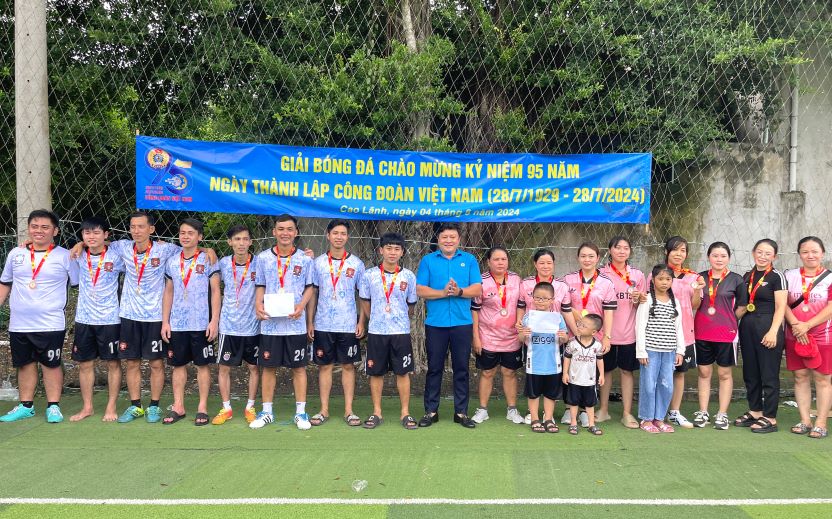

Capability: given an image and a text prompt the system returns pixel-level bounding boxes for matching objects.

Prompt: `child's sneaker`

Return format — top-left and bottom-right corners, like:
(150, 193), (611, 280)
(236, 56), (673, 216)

(653, 419), (675, 433)
(471, 407), (489, 424)
(505, 408), (523, 424)
(667, 411), (694, 429)
(713, 413), (730, 430)
(692, 410), (710, 428)
(640, 420), (660, 433)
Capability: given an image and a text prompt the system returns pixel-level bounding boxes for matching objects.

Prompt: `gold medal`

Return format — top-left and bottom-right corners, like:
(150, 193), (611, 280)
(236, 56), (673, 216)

(581, 309), (588, 317)
(802, 305), (810, 312)
(384, 304), (391, 313)
(746, 303), (756, 312)
(28, 280), (37, 289)
(707, 306), (716, 316)
(500, 309), (508, 316)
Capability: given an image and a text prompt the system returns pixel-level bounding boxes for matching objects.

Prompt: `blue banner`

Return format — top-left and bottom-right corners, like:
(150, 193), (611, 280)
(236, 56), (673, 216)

(136, 135), (651, 223)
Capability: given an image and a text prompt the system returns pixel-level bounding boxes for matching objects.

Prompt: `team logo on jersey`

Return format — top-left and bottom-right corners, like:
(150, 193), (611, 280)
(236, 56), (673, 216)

(151, 258), (160, 267)
(223, 352), (231, 361)
(399, 281), (408, 291)
(250, 271), (256, 281)
(262, 350), (271, 360)
(293, 265), (302, 276)
(346, 268), (355, 278)
(12, 253), (24, 266)
(147, 148), (170, 169)
(195, 264), (205, 274)
(119, 342), (128, 351)
(104, 262), (114, 272)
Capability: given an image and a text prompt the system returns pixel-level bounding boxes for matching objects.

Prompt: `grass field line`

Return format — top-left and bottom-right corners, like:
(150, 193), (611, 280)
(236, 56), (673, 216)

(1, 498), (832, 506)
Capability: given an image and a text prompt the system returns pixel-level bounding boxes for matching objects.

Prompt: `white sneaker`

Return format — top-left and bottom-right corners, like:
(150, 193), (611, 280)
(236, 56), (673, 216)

(471, 407), (489, 424)
(692, 410), (710, 428)
(506, 408), (523, 424)
(668, 411), (694, 429)
(560, 409), (572, 424)
(578, 411), (589, 428)
(524, 413), (532, 425)
(295, 412), (312, 430)
(249, 412), (274, 429)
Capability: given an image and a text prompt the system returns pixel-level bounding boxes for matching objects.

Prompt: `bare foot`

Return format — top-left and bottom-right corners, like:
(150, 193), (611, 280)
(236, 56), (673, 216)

(102, 409), (118, 422)
(70, 409), (94, 422)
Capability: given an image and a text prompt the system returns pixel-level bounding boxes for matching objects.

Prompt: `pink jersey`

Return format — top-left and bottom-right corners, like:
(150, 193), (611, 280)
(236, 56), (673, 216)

(562, 270), (617, 340)
(784, 268), (832, 346)
(519, 276), (572, 314)
(472, 271), (525, 352)
(600, 263), (646, 345)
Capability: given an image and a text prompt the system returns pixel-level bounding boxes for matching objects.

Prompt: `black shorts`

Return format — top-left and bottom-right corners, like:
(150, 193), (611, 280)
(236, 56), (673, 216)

(603, 343), (640, 372)
(119, 319), (165, 360)
(217, 334), (259, 366)
(476, 348), (522, 370)
(695, 340), (736, 367)
(9, 331), (65, 368)
(366, 334), (413, 376)
(564, 384), (598, 408)
(167, 331), (214, 367)
(72, 323), (121, 362)
(524, 373), (562, 400)
(313, 331), (360, 365)
(258, 334), (308, 368)
(674, 344), (697, 372)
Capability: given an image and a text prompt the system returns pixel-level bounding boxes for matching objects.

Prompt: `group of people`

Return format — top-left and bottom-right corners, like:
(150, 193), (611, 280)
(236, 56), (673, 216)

(0, 210), (830, 439)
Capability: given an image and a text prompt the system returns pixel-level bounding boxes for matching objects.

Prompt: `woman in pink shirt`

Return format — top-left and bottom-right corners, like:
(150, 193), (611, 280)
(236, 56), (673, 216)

(562, 243), (617, 349)
(661, 236), (705, 429)
(784, 236), (832, 439)
(598, 236), (646, 428)
(471, 247), (525, 425)
(516, 249), (577, 336)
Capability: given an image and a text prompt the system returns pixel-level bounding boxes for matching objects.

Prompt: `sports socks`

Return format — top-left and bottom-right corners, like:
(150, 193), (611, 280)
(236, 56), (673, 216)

(296, 401), (306, 414)
(20, 401), (33, 408)
(246, 399), (255, 409)
(47, 401), (59, 407)
(150, 400), (160, 408)
(222, 401), (232, 411)
(262, 402), (273, 414)
(131, 399), (141, 407)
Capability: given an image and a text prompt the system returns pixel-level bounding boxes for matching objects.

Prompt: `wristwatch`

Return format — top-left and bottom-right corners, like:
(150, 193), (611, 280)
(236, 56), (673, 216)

(457, 287), (464, 297)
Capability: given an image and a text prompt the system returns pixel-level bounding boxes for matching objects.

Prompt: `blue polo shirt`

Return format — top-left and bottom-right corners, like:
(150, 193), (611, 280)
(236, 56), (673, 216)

(416, 249), (482, 327)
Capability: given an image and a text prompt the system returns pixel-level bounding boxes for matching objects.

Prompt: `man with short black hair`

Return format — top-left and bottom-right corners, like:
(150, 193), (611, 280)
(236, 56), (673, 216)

(0, 209), (79, 423)
(416, 223), (482, 428)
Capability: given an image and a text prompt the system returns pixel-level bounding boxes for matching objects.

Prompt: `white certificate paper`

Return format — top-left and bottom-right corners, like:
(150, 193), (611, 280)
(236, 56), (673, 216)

(264, 292), (294, 317)
(527, 310), (558, 333)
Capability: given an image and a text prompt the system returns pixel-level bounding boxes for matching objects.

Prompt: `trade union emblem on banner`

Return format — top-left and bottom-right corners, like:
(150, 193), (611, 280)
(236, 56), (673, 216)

(146, 147), (194, 197)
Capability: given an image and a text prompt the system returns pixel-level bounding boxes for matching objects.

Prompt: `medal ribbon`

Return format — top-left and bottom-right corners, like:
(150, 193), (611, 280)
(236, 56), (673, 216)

(276, 248), (296, 290)
(608, 262), (632, 287)
(133, 242), (153, 291)
(380, 265), (400, 305)
(580, 270), (598, 311)
(328, 251), (347, 293)
(707, 269), (727, 308)
(535, 275), (553, 284)
(86, 247), (107, 288)
(29, 244), (54, 283)
(800, 267), (825, 307)
(491, 272), (507, 312)
(180, 250), (201, 290)
(747, 266), (772, 306)
(232, 254), (251, 304)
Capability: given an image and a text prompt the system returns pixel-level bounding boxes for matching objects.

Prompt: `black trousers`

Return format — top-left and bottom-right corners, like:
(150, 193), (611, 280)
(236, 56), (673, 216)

(424, 324), (472, 415)
(739, 313), (784, 418)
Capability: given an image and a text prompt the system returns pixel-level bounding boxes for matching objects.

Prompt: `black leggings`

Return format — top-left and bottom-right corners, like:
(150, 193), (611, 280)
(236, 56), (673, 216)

(738, 313), (784, 418)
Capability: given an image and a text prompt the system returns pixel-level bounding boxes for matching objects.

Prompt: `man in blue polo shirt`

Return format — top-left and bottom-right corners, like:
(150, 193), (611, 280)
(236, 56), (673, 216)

(416, 223), (482, 428)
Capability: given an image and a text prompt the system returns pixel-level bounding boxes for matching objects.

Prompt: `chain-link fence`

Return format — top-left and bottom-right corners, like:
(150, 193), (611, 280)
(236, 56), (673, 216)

(1, 1), (831, 386)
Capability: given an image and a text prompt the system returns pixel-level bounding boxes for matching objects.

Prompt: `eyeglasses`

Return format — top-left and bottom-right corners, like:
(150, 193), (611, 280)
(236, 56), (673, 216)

(532, 296), (553, 302)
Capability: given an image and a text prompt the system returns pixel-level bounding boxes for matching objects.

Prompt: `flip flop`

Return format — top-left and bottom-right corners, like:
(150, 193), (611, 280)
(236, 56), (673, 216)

(620, 413), (639, 429)
(344, 414), (361, 427)
(163, 411), (186, 425)
(194, 412), (209, 426)
(310, 413), (329, 426)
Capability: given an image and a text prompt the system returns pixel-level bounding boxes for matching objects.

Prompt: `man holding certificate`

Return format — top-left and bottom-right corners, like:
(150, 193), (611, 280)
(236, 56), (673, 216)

(252, 214), (315, 430)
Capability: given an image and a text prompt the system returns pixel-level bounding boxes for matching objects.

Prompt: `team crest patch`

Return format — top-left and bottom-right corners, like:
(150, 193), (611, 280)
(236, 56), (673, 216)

(293, 265), (302, 276)
(12, 253), (24, 266)
(195, 264), (205, 274)
(223, 352), (231, 362)
(151, 258), (161, 267)
(104, 262), (114, 272)
(263, 350), (271, 360)
(119, 342), (128, 351)
(346, 268), (355, 278)
(250, 271), (256, 281)
(399, 281), (408, 291)
(316, 349), (324, 358)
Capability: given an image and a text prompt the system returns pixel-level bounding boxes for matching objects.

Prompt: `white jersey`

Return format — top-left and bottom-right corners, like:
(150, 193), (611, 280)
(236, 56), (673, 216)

(1, 245), (79, 332)
(164, 252), (219, 332)
(359, 266), (417, 335)
(312, 252), (365, 333)
(111, 240), (180, 322)
(74, 248), (125, 325)
(218, 255), (259, 337)
(564, 338), (604, 386)
(255, 247), (314, 336)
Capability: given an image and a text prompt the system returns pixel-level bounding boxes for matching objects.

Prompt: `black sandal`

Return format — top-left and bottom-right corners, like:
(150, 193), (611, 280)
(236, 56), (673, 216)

(194, 412), (210, 426)
(401, 415), (418, 430)
(163, 411), (186, 425)
(530, 420), (545, 433)
(750, 416), (778, 434)
(362, 414), (383, 429)
(733, 411), (758, 427)
(543, 419), (559, 433)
